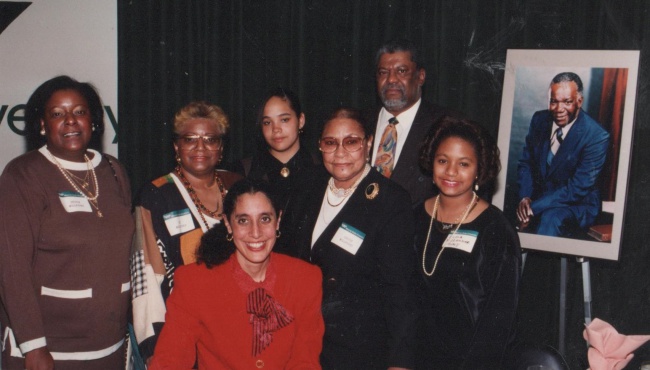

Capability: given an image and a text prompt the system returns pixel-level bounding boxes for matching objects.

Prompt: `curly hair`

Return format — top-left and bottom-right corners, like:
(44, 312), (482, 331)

(196, 179), (281, 269)
(173, 101), (229, 135)
(25, 75), (105, 151)
(419, 115), (500, 187)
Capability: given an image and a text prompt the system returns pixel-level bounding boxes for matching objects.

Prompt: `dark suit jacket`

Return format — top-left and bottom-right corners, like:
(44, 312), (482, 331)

(368, 101), (449, 205)
(517, 109), (609, 228)
(280, 169), (420, 369)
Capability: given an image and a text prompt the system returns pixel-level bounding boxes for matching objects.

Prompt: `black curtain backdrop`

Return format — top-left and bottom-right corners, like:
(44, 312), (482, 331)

(118, 1), (650, 368)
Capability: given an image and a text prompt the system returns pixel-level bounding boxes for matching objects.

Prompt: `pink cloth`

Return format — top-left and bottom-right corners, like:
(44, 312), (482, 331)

(583, 318), (650, 370)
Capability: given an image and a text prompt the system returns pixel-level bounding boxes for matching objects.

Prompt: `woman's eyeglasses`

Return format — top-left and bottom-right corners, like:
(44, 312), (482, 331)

(319, 136), (365, 153)
(176, 135), (222, 151)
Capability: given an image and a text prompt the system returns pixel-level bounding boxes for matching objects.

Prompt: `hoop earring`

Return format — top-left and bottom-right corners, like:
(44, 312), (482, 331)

(226, 233), (233, 242)
(276, 230), (281, 238)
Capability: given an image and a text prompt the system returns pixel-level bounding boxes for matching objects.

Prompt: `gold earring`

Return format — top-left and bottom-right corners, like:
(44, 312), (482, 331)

(176, 154), (181, 165)
(276, 230), (281, 238)
(226, 233), (233, 242)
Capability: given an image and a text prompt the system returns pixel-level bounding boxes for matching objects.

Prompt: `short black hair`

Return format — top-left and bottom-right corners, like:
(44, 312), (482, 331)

(550, 72), (584, 96)
(25, 75), (105, 150)
(375, 39), (423, 70)
(196, 179), (280, 269)
(322, 107), (371, 138)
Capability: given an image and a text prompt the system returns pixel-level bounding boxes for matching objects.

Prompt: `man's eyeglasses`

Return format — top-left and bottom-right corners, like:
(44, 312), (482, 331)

(176, 135), (223, 151)
(319, 136), (365, 153)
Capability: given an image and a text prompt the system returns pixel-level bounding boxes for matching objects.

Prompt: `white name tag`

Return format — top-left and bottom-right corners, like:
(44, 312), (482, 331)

(331, 223), (365, 255)
(164, 209), (196, 236)
(58, 191), (92, 213)
(442, 230), (478, 253)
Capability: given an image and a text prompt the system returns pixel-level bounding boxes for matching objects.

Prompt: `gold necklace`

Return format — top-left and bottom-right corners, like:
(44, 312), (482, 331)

(48, 152), (103, 217)
(66, 168), (91, 189)
(421, 192), (478, 277)
(326, 164), (371, 207)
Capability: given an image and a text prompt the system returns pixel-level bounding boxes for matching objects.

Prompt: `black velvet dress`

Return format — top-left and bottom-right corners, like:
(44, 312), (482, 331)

(414, 203), (521, 369)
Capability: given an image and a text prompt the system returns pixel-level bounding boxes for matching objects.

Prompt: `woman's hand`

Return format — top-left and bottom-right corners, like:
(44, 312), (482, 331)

(25, 347), (54, 370)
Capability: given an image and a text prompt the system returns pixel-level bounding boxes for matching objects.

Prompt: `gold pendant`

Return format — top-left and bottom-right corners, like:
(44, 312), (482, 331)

(97, 210), (103, 217)
(280, 166), (290, 178)
(365, 183), (380, 200)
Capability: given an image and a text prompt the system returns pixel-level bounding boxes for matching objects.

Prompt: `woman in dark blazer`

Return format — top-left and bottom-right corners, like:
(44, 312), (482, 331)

(280, 107), (420, 370)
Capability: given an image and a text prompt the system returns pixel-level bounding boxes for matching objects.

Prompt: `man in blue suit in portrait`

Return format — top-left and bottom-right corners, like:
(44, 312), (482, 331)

(517, 72), (610, 237)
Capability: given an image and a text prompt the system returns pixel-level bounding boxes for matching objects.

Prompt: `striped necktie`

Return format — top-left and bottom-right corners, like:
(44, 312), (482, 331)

(374, 117), (398, 178)
(547, 127), (563, 166)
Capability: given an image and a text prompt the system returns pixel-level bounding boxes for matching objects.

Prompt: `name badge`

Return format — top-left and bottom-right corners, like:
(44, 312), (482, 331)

(58, 191), (92, 213)
(442, 230), (478, 253)
(331, 223), (365, 255)
(164, 209), (196, 236)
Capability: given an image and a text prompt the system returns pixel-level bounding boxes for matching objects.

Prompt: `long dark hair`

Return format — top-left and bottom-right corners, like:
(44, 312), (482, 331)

(196, 179), (280, 268)
(25, 75), (105, 151)
(256, 87), (303, 126)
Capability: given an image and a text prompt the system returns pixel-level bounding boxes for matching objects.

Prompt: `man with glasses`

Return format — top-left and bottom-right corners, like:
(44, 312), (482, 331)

(517, 72), (609, 237)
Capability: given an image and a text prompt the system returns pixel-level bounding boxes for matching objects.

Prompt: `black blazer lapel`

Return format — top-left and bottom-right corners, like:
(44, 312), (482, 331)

(310, 172), (375, 263)
(548, 112), (586, 176)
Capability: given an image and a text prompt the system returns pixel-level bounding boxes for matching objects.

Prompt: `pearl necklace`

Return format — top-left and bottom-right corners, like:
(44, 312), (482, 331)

(421, 192), (478, 277)
(48, 152), (102, 217)
(326, 164), (371, 207)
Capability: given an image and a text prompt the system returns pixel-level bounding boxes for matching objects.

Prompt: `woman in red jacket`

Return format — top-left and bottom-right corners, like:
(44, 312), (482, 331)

(149, 179), (324, 369)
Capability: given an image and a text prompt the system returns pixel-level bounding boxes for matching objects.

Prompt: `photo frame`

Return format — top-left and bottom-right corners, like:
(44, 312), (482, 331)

(493, 49), (640, 260)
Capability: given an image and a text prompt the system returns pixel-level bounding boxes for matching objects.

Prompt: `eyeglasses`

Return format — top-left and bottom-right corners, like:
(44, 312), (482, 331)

(176, 134), (223, 151)
(319, 136), (365, 153)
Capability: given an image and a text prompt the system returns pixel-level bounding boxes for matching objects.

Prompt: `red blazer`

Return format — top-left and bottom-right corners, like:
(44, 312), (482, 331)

(149, 253), (324, 369)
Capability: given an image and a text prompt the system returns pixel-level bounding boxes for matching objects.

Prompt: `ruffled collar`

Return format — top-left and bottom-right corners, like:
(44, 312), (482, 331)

(230, 253), (277, 294)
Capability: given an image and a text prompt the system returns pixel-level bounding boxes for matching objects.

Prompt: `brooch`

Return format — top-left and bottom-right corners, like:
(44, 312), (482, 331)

(365, 183), (379, 200)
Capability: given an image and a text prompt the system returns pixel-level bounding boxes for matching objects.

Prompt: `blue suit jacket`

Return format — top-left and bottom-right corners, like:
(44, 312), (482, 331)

(517, 109), (609, 228)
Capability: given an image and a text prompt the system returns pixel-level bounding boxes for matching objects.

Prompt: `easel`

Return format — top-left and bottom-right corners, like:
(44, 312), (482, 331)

(521, 252), (593, 356)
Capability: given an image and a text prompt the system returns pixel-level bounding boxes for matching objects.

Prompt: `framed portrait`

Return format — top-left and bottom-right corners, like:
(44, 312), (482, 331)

(493, 49), (640, 260)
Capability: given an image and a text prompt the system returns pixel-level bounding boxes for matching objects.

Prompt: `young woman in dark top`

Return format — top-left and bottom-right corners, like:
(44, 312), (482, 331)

(241, 88), (320, 211)
(414, 116), (521, 369)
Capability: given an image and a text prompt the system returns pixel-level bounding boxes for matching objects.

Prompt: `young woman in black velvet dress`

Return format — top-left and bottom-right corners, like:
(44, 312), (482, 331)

(414, 116), (521, 369)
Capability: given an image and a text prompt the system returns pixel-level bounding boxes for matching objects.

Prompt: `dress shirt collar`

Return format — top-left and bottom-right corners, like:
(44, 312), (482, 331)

(551, 110), (579, 140)
(373, 98), (422, 164)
